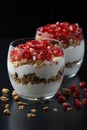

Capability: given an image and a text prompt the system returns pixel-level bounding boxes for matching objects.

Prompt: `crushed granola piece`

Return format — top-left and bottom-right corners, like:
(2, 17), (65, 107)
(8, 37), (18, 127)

(3, 109), (10, 115)
(2, 88), (9, 94)
(30, 109), (37, 113)
(26, 113), (36, 118)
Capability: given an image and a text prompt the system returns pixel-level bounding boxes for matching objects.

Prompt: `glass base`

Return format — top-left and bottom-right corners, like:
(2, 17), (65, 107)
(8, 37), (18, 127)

(19, 94), (54, 101)
(64, 73), (77, 78)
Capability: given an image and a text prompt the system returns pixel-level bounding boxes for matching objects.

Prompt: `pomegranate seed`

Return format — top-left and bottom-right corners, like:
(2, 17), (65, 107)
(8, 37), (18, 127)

(73, 91), (80, 98)
(82, 98), (87, 105)
(79, 82), (86, 89)
(62, 102), (72, 110)
(84, 92), (87, 97)
(74, 99), (82, 109)
(70, 85), (78, 92)
(83, 88), (87, 92)
(58, 96), (66, 102)
(55, 91), (62, 98)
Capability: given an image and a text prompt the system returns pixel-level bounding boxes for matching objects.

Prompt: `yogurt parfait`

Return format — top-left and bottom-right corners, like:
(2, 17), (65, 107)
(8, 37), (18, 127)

(35, 22), (85, 78)
(7, 38), (65, 101)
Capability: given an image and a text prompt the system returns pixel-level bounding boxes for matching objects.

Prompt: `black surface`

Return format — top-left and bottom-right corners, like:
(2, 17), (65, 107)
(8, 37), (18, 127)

(0, 38), (87, 130)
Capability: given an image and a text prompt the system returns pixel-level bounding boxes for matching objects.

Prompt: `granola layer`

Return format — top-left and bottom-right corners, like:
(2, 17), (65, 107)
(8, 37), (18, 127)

(10, 67), (64, 85)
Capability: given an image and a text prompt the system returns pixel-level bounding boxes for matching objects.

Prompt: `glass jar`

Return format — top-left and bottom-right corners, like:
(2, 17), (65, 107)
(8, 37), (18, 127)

(35, 22), (85, 78)
(7, 38), (65, 101)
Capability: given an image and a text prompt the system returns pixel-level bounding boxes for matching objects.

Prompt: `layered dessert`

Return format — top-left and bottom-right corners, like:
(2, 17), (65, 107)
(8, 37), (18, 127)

(35, 22), (85, 77)
(7, 38), (65, 101)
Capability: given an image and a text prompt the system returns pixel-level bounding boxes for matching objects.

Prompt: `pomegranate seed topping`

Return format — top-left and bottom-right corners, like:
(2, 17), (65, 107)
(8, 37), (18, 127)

(70, 85), (78, 92)
(38, 22), (83, 44)
(73, 91), (81, 98)
(10, 39), (63, 62)
(79, 82), (86, 89)
(74, 99), (82, 109)
(58, 95), (66, 102)
(82, 98), (87, 105)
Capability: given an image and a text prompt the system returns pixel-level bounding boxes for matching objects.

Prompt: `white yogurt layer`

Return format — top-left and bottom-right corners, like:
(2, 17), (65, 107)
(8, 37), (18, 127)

(10, 79), (63, 98)
(64, 40), (85, 63)
(64, 40), (85, 76)
(7, 57), (65, 79)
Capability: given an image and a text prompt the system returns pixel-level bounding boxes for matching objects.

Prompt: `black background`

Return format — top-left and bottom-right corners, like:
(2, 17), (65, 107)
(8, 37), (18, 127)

(0, 0), (87, 39)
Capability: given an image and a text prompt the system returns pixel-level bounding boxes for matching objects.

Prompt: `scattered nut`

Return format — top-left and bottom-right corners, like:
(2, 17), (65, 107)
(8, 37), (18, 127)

(43, 106), (49, 111)
(18, 105), (25, 110)
(26, 113), (36, 118)
(17, 101), (28, 106)
(13, 95), (20, 101)
(12, 90), (18, 97)
(3, 109), (10, 115)
(30, 109), (37, 113)
(53, 108), (58, 112)
(2, 88), (9, 94)
(0, 96), (9, 102)
(5, 104), (10, 109)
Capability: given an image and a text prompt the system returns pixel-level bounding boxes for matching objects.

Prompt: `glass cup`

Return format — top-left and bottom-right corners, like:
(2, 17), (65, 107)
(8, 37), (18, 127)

(35, 22), (85, 78)
(7, 38), (65, 101)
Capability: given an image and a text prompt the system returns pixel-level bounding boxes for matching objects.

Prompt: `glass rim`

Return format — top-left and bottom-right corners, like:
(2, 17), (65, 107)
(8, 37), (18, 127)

(10, 37), (62, 49)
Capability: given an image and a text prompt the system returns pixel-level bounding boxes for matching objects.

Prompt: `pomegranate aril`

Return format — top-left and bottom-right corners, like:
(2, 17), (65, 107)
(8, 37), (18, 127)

(70, 85), (78, 92)
(79, 82), (86, 89)
(62, 102), (72, 110)
(83, 88), (87, 92)
(74, 99), (82, 109)
(55, 91), (62, 98)
(58, 95), (66, 102)
(72, 91), (81, 98)
(82, 98), (87, 105)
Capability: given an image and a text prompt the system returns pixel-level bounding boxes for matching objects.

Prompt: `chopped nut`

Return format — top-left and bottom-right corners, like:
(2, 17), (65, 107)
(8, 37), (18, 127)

(13, 95), (20, 101)
(30, 109), (37, 113)
(66, 107), (72, 111)
(62, 88), (71, 96)
(3, 109), (10, 115)
(53, 108), (58, 112)
(26, 113), (36, 118)
(17, 101), (28, 106)
(43, 106), (49, 111)
(18, 105), (25, 110)
(2, 88), (9, 94)
(12, 90), (18, 97)
(0, 96), (9, 102)
(5, 104), (10, 109)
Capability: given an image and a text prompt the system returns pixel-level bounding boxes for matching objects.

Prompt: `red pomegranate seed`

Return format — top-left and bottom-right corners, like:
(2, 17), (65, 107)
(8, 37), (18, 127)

(70, 85), (78, 92)
(83, 88), (87, 92)
(84, 92), (87, 97)
(73, 91), (80, 98)
(82, 98), (87, 105)
(62, 102), (72, 110)
(74, 99), (82, 109)
(79, 82), (86, 89)
(58, 95), (66, 102)
(55, 91), (62, 98)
